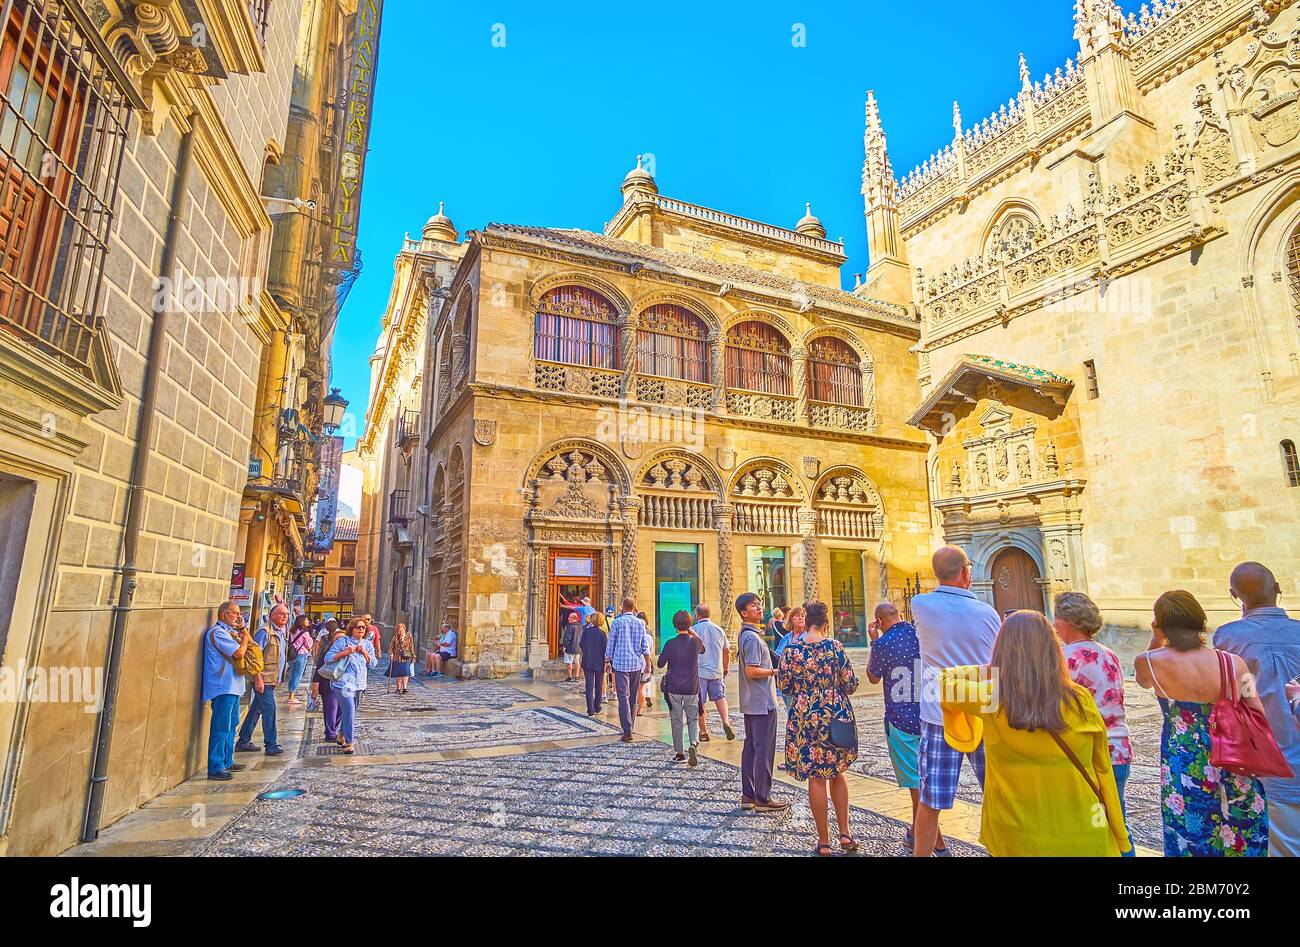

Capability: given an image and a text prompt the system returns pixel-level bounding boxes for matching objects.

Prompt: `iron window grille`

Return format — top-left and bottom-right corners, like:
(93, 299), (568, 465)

(725, 321), (791, 395)
(807, 336), (863, 406)
(247, 0), (271, 48)
(533, 285), (619, 370)
(0, 0), (132, 380)
(636, 303), (708, 383)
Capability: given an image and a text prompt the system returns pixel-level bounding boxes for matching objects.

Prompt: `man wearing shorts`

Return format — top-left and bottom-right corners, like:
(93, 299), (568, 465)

(561, 611), (583, 681)
(692, 604), (735, 742)
(908, 546), (999, 857)
(866, 601), (946, 854)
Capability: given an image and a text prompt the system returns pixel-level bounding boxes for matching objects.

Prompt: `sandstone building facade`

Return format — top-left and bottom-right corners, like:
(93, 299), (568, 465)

(359, 166), (933, 676)
(0, 0), (375, 855)
(865, 0), (1300, 658)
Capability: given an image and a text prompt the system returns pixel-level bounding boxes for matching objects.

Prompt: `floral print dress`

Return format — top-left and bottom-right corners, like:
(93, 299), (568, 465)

(776, 638), (859, 780)
(1158, 698), (1269, 857)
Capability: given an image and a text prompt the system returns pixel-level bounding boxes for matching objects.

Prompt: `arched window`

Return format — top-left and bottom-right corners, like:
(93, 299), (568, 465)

(1286, 226), (1300, 319)
(637, 304), (708, 382)
(1283, 440), (1300, 488)
(533, 285), (619, 369)
(985, 210), (1039, 260)
(725, 321), (790, 395)
(807, 336), (862, 406)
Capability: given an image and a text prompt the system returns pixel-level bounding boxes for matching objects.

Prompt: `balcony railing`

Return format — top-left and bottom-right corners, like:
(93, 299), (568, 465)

(389, 489), (410, 524)
(247, 0), (270, 46)
(397, 407), (421, 449)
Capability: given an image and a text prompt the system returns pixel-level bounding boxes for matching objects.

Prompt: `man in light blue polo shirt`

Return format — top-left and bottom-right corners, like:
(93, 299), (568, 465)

(1214, 561), (1300, 857)
(909, 546), (999, 857)
(203, 601), (251, 780)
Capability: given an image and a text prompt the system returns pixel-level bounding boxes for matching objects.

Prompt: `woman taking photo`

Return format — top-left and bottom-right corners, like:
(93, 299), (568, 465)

(310, 623), (348, 742)
(941, 610), (1131, 856)
(323, 617), (379, 754)
(1136, 590), (1270, 856)
(388, 623), (416, 695)
(775, 601), (859, 856)
(284, 615), (314, 705)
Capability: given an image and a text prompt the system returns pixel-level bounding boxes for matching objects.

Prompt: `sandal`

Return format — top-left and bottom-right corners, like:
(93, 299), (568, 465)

(839, 833), (859, 853)
(343, 743), (355, 755)
(813, 843), (835, 857)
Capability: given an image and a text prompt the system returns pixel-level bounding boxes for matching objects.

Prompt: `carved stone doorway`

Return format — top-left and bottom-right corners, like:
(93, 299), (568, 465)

(990, 546), (1044, 616)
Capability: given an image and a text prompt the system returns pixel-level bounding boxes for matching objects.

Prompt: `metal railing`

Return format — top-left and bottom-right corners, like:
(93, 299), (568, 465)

(247, 0), (270, 47)
(389, 488), (410, 523)
(397, 407), (421, 448)
(0, 0), (133, 379)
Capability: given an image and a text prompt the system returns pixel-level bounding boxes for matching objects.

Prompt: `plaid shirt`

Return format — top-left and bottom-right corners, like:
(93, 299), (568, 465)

(605, 612), (649, 672)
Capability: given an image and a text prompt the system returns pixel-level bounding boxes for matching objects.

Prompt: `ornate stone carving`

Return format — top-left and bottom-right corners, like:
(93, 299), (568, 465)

(712, 502), (736, 634)
(473, 419), (497, 446)
(619, 497), (642, 600)
(802, 456), (820, 479)
(716, 446), (736, 471)
(799, 510), (819, 603)
(544, 482), (604, 519)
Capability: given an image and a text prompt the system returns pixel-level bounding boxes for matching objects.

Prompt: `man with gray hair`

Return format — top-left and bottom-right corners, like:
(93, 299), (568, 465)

(908, 545), (999, 856)
(235, 601), (288, 756)
(1214, 561), (1300, 856)
(202, 601), (251, 780)
(692, 603), (735, 742)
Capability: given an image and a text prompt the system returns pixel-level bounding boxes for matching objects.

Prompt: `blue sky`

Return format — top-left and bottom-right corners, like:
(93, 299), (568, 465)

(332, 0), (1092, 445)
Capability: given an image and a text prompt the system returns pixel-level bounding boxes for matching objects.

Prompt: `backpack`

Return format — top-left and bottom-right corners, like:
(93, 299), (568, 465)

(211, 626), (264, 677)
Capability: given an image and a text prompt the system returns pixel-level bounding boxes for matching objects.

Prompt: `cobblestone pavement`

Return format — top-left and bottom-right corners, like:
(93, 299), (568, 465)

(72, 663), (1167, 857)
(197, 741), (981, 857)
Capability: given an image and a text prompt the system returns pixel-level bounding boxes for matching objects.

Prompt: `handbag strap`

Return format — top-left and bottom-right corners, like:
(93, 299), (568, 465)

(1047, 728), (1106, 811)
(1215, 649), (1239, 704)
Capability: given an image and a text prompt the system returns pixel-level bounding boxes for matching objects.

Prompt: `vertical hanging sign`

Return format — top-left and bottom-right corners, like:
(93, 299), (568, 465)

(331, 0), (384, 270)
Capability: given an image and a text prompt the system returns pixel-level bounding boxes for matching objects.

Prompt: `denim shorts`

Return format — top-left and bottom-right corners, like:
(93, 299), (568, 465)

(699, 678), (725, 703)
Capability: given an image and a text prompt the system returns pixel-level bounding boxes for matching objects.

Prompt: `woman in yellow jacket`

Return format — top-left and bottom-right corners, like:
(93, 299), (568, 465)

(941, 610), (1132, 857)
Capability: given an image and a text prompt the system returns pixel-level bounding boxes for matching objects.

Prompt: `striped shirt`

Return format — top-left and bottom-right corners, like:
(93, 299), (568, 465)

(605, 612), (649, 672)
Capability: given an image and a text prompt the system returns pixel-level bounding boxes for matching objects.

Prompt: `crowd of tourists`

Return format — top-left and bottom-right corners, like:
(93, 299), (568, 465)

(199, 544), (1298, 858)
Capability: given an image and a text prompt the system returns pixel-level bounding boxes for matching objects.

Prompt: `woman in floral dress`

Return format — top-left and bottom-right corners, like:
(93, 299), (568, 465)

(776, 601), (860, 856)
(1136, 591), (1269, 856)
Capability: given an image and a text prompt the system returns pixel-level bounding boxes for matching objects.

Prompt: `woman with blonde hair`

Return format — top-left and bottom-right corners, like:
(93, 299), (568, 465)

(387, 623), (416, 695)
(941, 609), (1131, 856)
(322, 617), (378, 754)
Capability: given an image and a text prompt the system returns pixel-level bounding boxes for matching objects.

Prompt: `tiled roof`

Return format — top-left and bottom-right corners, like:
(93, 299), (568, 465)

(483, 223), (915, 327)
(334, 519), (359, 542)
(964, 354), (1072, 386)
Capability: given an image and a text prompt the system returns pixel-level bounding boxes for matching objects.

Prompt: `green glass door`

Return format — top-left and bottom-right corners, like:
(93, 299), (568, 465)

(654, 542), (699, 651)
(830, 549), (868, 647)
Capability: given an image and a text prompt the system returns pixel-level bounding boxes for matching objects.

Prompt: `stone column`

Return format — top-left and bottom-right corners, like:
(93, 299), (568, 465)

(791, 346), (808, 421)
(709, 331), (726, 413)
(860, 357), (877, 429)
(799, 510), (819, 603)
(712, 501), (736, 638)
(619, 497), (642, 601)
(526, 544), (549, 670)
(450, 331), (468, 389)
(620, 317), (638, 399)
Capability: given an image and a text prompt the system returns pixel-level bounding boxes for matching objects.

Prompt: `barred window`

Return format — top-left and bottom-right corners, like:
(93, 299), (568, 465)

(807, 336), (862, 406)
(0, 0), (132, 380)
(1283, 440), (1300, 489)
(726, 321), (790, 395)
(534, 285), (619, 369)
(637, 303), (708, 382)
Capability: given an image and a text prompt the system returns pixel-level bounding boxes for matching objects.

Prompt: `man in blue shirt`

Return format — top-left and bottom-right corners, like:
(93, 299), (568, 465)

(1214, 561), (1300, 856)
(867, 601), (947, 854)
(202, 601), (251, 780)
(605, 597), (649, 741)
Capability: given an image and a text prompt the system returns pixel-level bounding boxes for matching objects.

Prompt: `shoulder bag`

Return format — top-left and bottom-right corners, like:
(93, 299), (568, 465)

(1209, 649), (1294, 779)
(825, 642), (858, 751)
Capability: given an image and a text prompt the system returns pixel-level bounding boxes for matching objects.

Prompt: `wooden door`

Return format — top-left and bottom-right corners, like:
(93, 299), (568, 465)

(545, 549), (602, 659)
(990, 547), (1044, 616)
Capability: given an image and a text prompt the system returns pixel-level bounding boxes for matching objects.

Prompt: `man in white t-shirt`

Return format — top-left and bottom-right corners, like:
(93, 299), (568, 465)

(908, 545), (1000, 858)
(692, 604), (735, 742)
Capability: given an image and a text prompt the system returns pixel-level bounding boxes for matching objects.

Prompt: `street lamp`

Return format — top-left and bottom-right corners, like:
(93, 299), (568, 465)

(323, 387), (348, 433)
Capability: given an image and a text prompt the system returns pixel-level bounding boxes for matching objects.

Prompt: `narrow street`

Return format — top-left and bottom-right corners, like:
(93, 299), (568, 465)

(70, 663), (1165, 857)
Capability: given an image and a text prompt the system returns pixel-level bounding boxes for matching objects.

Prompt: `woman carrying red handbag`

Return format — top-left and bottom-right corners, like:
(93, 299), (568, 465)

(1136, 591), (1271, 857)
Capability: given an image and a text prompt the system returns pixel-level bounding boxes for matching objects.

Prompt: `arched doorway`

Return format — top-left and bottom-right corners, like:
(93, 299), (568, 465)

(990, 547), (1044, 616)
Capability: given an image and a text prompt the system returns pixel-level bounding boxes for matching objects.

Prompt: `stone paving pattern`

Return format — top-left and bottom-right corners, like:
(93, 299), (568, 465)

(198, 742), (982, 857)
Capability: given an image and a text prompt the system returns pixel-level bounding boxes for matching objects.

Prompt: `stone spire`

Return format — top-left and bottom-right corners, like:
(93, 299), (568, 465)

(860, 91), (909, 304)
(794, 202), (826, 238)
(422, 201), (457, 242)
(1019, 52), (1031, 92)
(620, 153), (658, 201)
